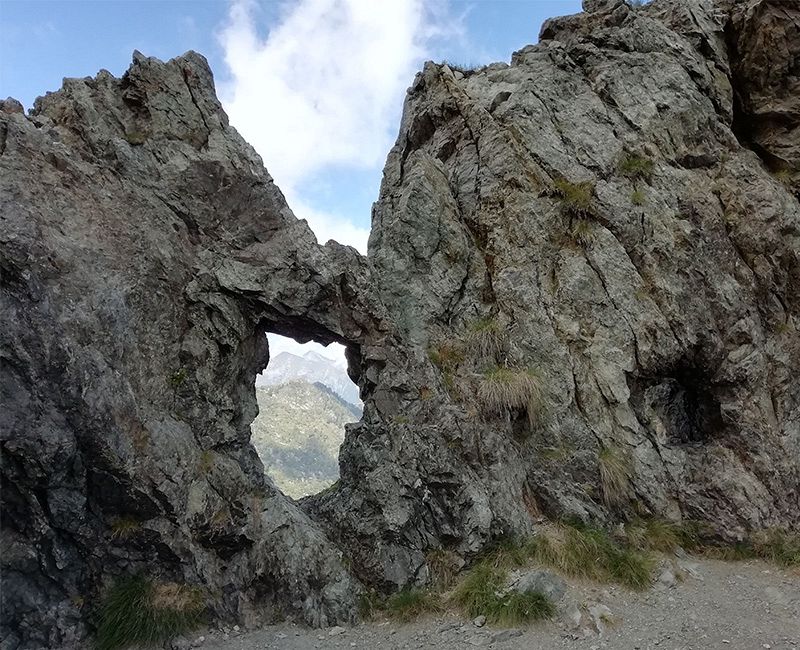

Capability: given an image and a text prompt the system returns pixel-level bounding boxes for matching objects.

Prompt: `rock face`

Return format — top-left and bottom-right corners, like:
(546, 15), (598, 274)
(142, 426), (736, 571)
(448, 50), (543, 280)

(1, 1), (799, 647)
(0, 51), (374, 648)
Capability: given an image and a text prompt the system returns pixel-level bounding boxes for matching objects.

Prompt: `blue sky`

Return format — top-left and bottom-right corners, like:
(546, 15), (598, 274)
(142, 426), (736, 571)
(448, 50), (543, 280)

(0, 0), (582, 360)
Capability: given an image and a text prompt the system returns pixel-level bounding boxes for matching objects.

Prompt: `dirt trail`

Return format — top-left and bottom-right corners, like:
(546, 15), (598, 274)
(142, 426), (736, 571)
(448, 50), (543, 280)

(199, 558), (799, 650)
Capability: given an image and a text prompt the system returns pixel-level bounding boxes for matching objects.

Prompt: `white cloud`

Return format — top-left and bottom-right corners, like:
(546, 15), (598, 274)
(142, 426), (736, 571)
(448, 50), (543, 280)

(217, 0), (455, 251)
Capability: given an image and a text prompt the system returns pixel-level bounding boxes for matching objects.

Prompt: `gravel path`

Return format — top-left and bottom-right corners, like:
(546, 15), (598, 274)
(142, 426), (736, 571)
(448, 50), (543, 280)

(198, 558), (799, 650)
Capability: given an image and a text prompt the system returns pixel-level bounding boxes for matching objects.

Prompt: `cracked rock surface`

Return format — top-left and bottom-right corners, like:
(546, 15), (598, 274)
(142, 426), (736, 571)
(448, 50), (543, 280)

(1, 0), (798, 647)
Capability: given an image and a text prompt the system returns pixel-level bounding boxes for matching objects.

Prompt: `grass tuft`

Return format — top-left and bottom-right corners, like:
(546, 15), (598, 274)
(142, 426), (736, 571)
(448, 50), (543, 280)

(618, 153), (654, 182)
(386, 589), (443, 622)
(631, 188), (647, 205)
(477, 366), (544, 427)
(529, 524), (654, 590)
(110, 517), (141, 540)
(773, 168), (792, 186)
(452, 563), (555, 625)
(197, 450), (214, 474)
(570, 219), (594, 246)
(95, 576), (205, 650)
(167, 368), (187, 389)
(465, 317), (505, 360)
(554, 179), (594, 217)
(751, 528), (800, 567)
(426, 549), (462, 590)
(428, 342), (465, 372)
(598, 446), (630, 507)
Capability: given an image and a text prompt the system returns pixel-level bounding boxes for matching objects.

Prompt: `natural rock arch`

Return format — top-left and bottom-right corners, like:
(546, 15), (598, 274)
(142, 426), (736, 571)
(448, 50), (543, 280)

(2, 1), (799, 647)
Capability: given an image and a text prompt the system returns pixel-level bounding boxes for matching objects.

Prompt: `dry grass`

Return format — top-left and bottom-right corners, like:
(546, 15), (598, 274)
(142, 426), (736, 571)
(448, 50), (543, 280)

(477, 366), (544, 426)
(598, 446), (630, 507)
(465, 317), (505, 360)
(529, 524), (655, 590)
(110, 517), (141, 540)
(426, 549), (462, 590)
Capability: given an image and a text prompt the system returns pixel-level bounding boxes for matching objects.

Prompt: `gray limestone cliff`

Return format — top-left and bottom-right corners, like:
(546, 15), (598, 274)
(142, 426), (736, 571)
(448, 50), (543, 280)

(1, 0), (798, 647)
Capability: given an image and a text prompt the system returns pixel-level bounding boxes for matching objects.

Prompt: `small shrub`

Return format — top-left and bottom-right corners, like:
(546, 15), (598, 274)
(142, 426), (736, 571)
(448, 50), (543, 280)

(477, 366), (544, 426)
(618, 153), (654, 182)
(95, 576), (205, 650)
(452, 563), (554, 625)
(465, 317), (505, 359)
(386, 589), (443, 622)
(554, 179), (594, 217)
(631, 188), (646, 205)
(570, 219), (594, 246)
(598, 446), (630, 507)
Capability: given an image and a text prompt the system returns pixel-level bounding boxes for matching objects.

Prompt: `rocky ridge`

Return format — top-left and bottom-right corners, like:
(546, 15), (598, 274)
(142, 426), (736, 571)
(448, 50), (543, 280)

(1, 0), (798, 648)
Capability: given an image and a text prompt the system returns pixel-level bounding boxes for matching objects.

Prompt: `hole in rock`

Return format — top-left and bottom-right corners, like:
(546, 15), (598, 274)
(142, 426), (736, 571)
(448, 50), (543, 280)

(251, 333), (362, 499)
(628, 360), (726, 447)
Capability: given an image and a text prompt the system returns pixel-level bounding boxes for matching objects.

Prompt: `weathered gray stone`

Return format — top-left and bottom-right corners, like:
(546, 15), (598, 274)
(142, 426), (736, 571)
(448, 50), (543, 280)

(508, 570), (568, 602)
(2, 1), (799, 648)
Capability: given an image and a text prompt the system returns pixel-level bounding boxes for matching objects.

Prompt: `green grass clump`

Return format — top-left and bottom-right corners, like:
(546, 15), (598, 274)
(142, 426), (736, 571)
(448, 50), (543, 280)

(554, 179), (594, 217)
(478, 366), (544, 426)
(452, 563), (554, 625)
(529, 524), (654, 590)
(751, 528), (800, 567)
(624, 518), (681, 553)
(570, 219), (594, 246)
(167, 368), (187, 389)
(618, 153), (654, 182)
(465, 317), (505, 360)
(659, 521), (799, 568)
(598, 446), (630, 507)
(428, 342), (465, 372)
(95, 576), (205, 650)
(631, 188), (646, 205)
(385, 589), (443, 622)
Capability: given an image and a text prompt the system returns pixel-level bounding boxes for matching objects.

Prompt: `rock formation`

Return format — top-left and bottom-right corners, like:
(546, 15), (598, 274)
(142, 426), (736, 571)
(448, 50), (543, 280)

(1, 0), (798, 647)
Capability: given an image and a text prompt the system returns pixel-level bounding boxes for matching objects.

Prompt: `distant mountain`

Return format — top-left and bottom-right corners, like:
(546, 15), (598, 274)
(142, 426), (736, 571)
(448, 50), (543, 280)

(257, 350), (361, 406)
(251, 381), (362, 499)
